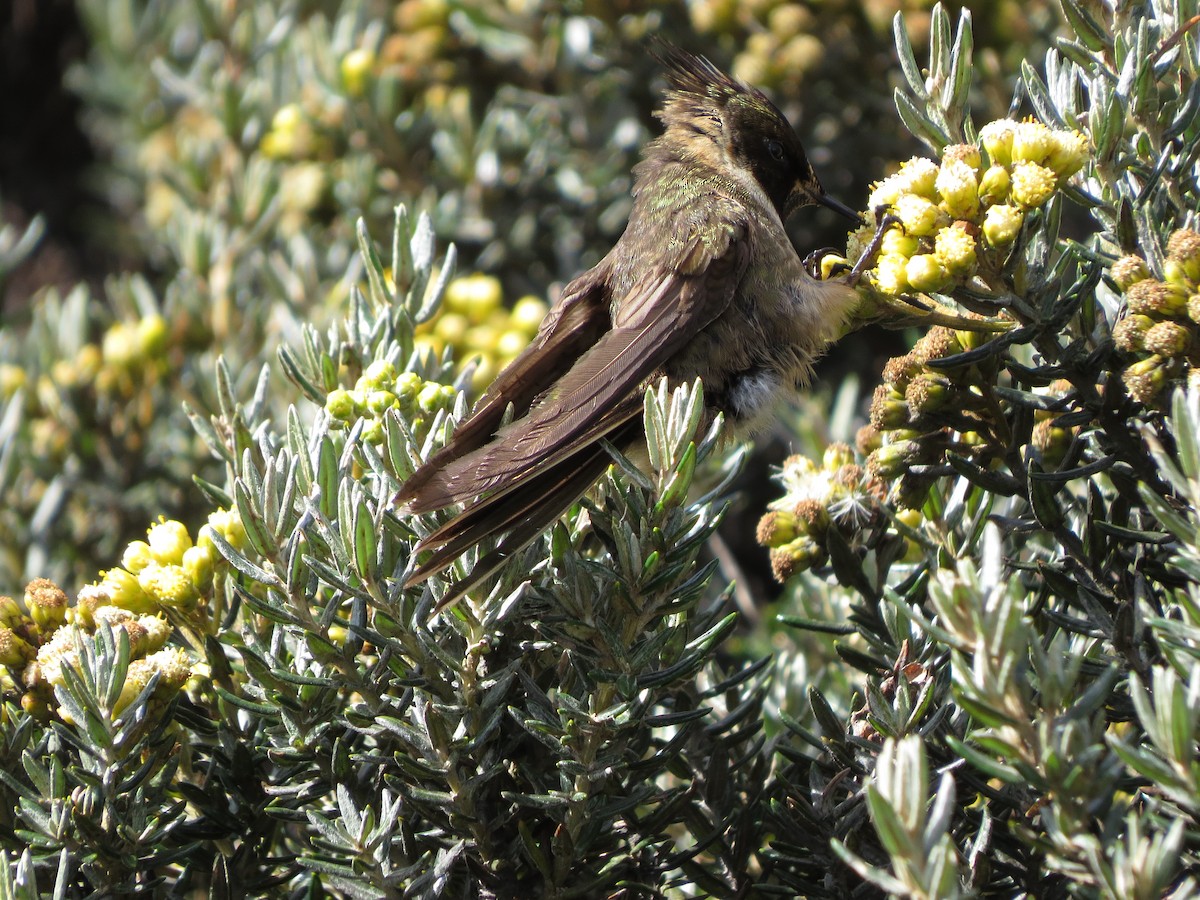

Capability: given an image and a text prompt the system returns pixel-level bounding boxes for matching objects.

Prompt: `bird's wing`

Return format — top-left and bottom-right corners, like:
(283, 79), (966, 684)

(402, 399), (642, 594)
(399, 211), (751, 514)
(394, 263), (613, 509)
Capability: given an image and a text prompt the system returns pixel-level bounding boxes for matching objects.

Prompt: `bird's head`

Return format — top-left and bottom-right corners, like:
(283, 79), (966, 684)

(649, 43), (860, 224)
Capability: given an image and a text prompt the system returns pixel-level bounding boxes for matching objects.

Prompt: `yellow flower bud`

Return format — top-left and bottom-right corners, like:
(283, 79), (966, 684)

(933, 223), (977, 275)
(1111, 255), (1150, 291)
(35, 624), (82, 686)
(367, 390), (398, 415)
(977, 165), (1011, 206)
(781, 453), (819, 480)
(147, 518), (193, 566)
(25, 579), (67, 632)
(496, 329), (528, 360)
(979, 118), (1019, 166)
(898, 157), (939, 198)
(1045, 129), (1089, 179)
(792, 499), (830, 535)
(0, 363), (27, 400)
(209, 509), (248, 551)
(869, 384), (911, 430)
(325, 388), (356, 421)
(846, 225), (875, 266)
(464, 324), (499, 352)
(769, 536), (827, 581)
(856, 423), (883, 455)
(432, 311), (470, 346)
(1144, 321), (1191, 357)
(866, 439), (922, 480)
(393, 372), (422, 406)
(411, 334), (444, 361)
(1009, 161), (1058, 208)
(873, 253), (911, 296)
(0, 596), (23, 630)
(0, 627), (33, 667)
(101, 322), (139, 370)
(823, 442), (856, 471)
(361, 418), (385, 445)
(905, 254), (950, 293)
(417, 382), (447, 415)
(137, 563), (199, 610)
(70, 584), (110, 629)
(942, 143), (982, 171)
(137, 615), (171, 653)
(880, 227), (919, 258)
(882, 353), (921, 389)
(911, 326), (965, 362)
(444, 274), (502, 319)
(183, 545), (215, 589)
(1126, 279), (1189, 318)
(122, 540), (155, 574)
(1123, 355), (1170, 404)
(1112, 314), (1155, 353)
(1032, 419), (1073, 468)
(1011, 120), (1055, 165)
(1167, 229), (1200, 282)
(868, 175), (902, 212)
(1163, 261), (1189, 290)
(819, 254), (851, 281)
(935, 159), (979, 219)
(756, 510), (797, 547)
(894, 194), (944, 236)
(360, 360), (398, 391)
(983, 204), (1024, 247)
(905, 374), (953, 415)
(102, 571), (158, 619)
(512, 295), (550, 335)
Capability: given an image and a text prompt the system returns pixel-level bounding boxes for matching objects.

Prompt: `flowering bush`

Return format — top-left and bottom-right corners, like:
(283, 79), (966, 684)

(2, 1), (1200, 897)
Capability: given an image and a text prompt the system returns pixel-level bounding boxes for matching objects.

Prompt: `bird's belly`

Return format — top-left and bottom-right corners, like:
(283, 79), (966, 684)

(665, 274), (858, 434)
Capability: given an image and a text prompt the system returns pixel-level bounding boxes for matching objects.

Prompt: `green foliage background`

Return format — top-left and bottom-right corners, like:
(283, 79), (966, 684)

(1, 0), (1200, 897)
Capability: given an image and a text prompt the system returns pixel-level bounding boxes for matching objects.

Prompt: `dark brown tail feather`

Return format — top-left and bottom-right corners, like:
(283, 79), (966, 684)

(412, 428), (637, 612)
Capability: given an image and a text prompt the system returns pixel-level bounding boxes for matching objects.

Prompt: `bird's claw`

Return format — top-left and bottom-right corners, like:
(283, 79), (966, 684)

(846, 212), (904, 288)
(803, 247), (843, 279)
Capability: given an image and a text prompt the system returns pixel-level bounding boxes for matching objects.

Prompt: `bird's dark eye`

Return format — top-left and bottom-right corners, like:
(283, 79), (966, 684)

(766, 138), (785, 161)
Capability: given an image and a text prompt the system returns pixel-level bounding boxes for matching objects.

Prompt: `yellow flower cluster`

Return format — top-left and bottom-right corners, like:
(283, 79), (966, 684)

(726, 6), (825, 89)
(1, 310), (178, 467)
(843, 119), (1089, 297)
(756, 444), (883, 581)
(414, 274), (549, 393)
(0, 577), (195, 724)
(325, 360), (458, 445)
(380, 0), (453, 86)
(859, 326), (990, 507)
(1111, 229), (1200, 405)
(85, 510), (243, 618)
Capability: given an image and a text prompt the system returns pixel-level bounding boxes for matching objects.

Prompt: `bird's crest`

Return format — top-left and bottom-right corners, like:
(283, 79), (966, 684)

(650, 42), (776, 128)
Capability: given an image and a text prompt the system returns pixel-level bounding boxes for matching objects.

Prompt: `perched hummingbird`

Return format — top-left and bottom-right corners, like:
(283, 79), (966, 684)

(396, 45), (863, 610)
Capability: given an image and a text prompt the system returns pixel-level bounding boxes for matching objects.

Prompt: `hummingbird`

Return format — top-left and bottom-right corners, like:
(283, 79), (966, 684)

(396, 44), (864, 611)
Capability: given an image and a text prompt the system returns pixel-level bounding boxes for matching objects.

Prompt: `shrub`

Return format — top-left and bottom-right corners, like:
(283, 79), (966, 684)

(2, 1), (1199, 896)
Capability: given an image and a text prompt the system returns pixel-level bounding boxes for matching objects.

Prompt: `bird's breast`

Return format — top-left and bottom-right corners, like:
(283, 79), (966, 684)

(670, 267), (860, 434)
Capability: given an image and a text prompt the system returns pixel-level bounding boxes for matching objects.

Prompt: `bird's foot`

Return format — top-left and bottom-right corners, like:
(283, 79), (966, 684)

(802, 247), (847, 279)
(846, 211), (901, 289)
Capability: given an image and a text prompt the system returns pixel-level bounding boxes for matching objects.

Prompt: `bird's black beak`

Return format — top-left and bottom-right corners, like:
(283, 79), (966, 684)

(815, 191), (864, 225)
